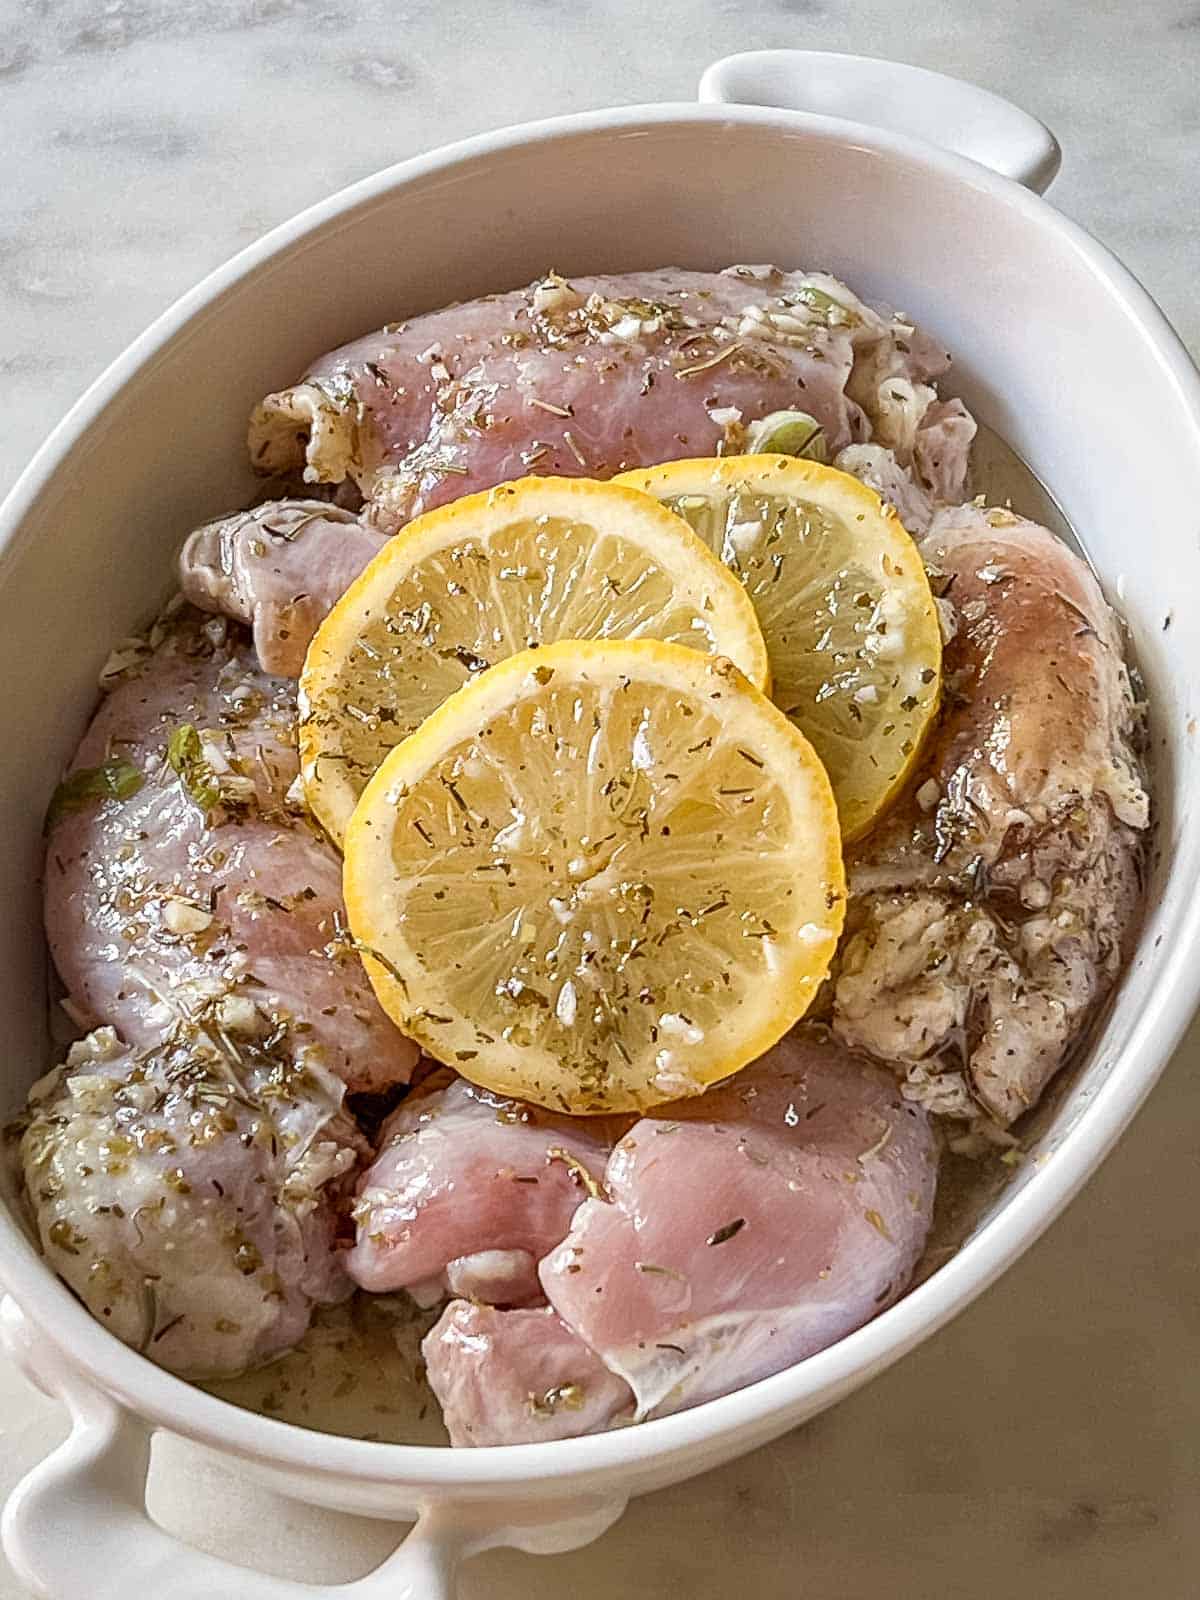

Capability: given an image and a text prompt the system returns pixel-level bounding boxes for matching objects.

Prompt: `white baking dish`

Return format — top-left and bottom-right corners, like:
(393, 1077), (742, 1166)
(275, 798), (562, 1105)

(2, 52), (1197, 1597)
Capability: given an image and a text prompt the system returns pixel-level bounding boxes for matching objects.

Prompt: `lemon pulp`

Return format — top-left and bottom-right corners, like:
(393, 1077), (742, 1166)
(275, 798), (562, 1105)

(343, 639), (845, 1114)
(300, 476), (769, 844)
(617, 456), (942, 841)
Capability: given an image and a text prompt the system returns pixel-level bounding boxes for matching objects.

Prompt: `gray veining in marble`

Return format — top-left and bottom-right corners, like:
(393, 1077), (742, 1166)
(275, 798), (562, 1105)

(1, 1), (1198, 1594)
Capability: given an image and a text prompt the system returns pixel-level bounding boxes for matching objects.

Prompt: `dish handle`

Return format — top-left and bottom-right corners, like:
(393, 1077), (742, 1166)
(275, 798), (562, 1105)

(0, 1297), (625, 1599)
(699, 50), (1061, 193)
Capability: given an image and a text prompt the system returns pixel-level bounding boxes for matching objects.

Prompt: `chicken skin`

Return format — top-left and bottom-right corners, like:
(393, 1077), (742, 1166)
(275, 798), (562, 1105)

(834, 506), (1149, 1124)
(21, 611), (420, 1375)
(43, 610), (417, 1095)
(416, 1031), (935, 1442)
(422, 1303), (634, 1446)
(179, 500), (387, 677)
(17, 1026), (363, 1377)
(250, 266), (974, 535)
(347, 1073), (622, 1306)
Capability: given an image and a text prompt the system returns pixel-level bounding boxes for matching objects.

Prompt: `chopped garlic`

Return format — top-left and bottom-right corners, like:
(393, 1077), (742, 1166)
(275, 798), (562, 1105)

(198, 734), (231, 775)
(726, 519), (761, 555)
(282, 1141), (357, 1217)
(707, 405), (743, 428)
(162, 898), (213, 938)
(64, 1026), (122, 1071)
(1019, 878), (1052, 911)
(215, 994), (265, 1036)
(866, 588), (910, 659)
(658, 1013), (704, 1045)
(493, 817), (530, 852)
(65, 1074), (115, 1114)
(555, 980), (578, 1027)
(531, 277), (582, 316)
(118, 1081), (158, 1112)
(609, 314), (647, 341)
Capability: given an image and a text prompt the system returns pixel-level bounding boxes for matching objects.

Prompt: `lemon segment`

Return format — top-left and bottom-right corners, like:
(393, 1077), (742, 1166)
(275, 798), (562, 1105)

(299, 476), (769, 844)
(615, 456), (942, 841)
(343, 639), (845, 1115)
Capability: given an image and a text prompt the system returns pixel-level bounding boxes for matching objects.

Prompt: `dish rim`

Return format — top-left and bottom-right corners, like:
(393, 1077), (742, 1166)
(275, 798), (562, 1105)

(2, 96), (1198, 1487)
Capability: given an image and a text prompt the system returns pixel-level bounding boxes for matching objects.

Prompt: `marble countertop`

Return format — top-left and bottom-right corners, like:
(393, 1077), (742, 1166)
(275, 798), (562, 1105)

(2, 1), (1198, 1593)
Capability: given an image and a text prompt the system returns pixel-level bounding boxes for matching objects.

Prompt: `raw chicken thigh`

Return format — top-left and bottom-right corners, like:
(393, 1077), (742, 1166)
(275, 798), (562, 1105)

(423, 1303), (633, 1446)
(18, 1026), (362, 1378)
(835, 506), (1149, 1123)
(348, 1074), (622, 1306)
(418, 1031), (936, 1443)
(250, 266), (974, 534)
(540, 1031), (936, 1418)
(22, 610), (419, 1374)
(44, 611), (417, 1095)
(179, 501), (388, 677)
(186, 267), (974, 680)
(835, 442), (940, 534)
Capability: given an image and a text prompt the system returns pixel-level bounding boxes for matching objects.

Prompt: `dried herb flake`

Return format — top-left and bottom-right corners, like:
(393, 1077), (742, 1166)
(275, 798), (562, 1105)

(706, 1217), (746, 1247)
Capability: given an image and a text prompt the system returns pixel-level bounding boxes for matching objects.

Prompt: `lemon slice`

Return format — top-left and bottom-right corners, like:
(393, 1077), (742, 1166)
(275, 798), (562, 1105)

(343, 639), (845, 1115)
(615, 456), (942, 841)
(300, 477), (769, 843)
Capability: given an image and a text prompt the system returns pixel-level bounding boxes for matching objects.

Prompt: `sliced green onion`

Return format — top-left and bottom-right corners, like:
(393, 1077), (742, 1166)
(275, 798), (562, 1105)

(167, 723), (221, 814)
(45, 758), (143, 832)
(744, 410), (828, 463)
(788, 284), (858, 326)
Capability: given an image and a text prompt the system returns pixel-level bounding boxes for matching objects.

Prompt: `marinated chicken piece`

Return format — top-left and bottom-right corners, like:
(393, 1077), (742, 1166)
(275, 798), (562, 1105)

(422, 1303), (633, 1446)
(835, 506), (1149, 1124)
(17, 1026), (363, 1378)
(347, 1074), (622, 1303)
(540, 1031), (935, 1421)
(910, 399), (978, 505)
(833, 393), (975, 537)
(44, 611), (417, 1094)
(178, 501), (388, 677)
(834, 443), (937, 534)
(250, 266), (974, 533)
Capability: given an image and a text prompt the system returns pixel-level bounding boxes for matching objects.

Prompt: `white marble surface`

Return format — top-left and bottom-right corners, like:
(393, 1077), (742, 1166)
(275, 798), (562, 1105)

(2, 0), (1199, 1593)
